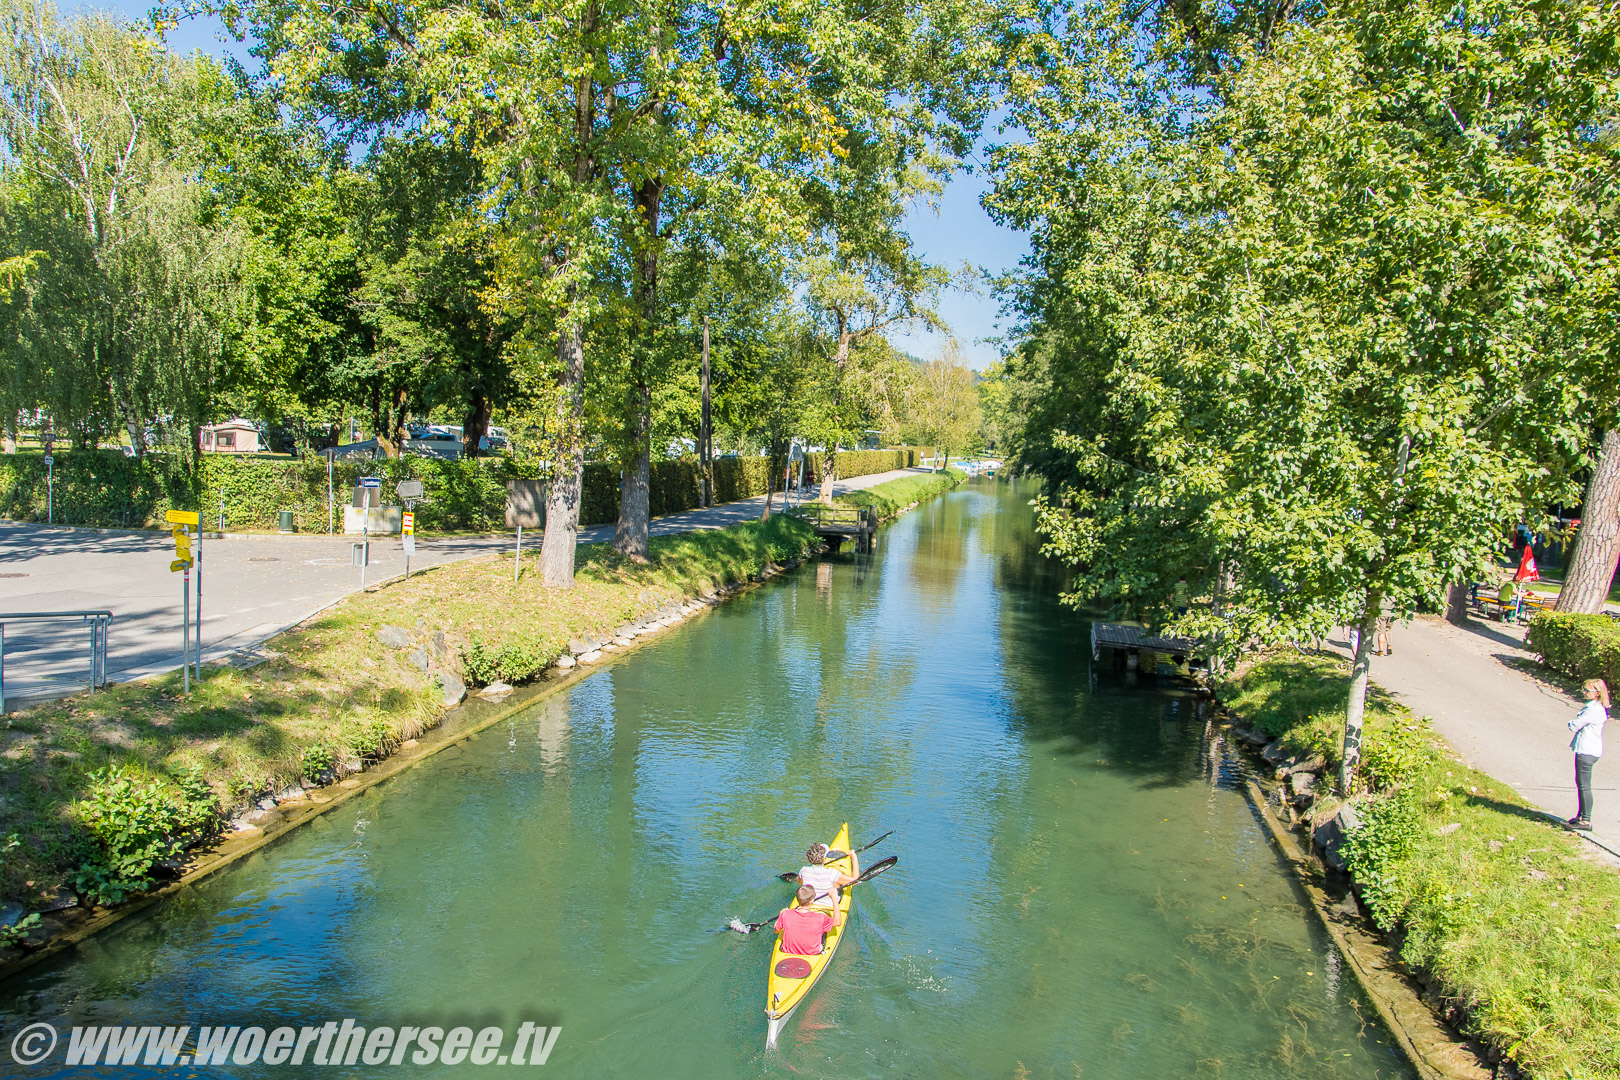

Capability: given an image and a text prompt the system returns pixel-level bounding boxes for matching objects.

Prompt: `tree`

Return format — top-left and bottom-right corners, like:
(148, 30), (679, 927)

(903, 343), (980, 468)
(0, 0), (251, 459)
(1557, 431), (1620, 613)
(991, 0), (1619, 792)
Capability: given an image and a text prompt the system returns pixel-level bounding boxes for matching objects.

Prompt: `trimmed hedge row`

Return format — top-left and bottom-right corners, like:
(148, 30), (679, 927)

(1526, 610), (1620, 688)
(0, 446), (934, 532)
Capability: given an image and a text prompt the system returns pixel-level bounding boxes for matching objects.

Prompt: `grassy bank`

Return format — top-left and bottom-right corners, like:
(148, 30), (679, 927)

(1223, 656), (1620, 1079)
(0, 515), (819, 921)
(821, 467), (965, 517)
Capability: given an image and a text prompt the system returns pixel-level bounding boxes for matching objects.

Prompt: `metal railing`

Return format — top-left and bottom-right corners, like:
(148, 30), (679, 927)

(0, 610), (113, 713)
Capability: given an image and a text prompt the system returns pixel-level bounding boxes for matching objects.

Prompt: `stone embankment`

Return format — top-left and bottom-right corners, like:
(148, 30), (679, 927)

(1217, 715), (1492, 1080)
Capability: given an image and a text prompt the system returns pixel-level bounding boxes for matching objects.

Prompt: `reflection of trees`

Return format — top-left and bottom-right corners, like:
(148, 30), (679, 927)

(905, 491), (975, 603)
(990, 479), (1206, 787)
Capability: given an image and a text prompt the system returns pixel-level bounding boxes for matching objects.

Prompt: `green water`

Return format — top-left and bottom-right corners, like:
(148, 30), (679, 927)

(0, 482), (1414, 1079)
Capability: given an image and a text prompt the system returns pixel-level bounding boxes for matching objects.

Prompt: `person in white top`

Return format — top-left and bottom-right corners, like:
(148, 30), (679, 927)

(796, 843), (857, 907)
(1567, 678), (1608, 831)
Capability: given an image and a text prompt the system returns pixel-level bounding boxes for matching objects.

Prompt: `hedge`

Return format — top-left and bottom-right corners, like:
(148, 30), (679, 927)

(0, 445), (933, 533)
(1526, 610), (1620, 688)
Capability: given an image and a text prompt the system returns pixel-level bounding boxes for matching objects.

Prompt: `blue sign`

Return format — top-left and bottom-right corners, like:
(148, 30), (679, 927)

(359, 477), (383, 489)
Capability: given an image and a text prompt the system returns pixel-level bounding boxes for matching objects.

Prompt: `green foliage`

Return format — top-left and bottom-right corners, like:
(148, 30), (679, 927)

(819, 468), (962, 519)
(1341, 790), (1425, 928)
(1225, 656), (1620, 1077)
(344, 717), (399, 761)
(1526, 611), (1620, 688)
(299, 743), (337, 781)
(0, 446), (931, 532)
(0, 833), (39, 946)
(71, 765), (218, 905)
(463, 635), (558, 685)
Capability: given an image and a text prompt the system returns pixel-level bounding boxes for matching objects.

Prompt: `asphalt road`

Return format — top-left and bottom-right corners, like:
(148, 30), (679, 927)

(0, 467), (927, 705)
(1330, 615), (1619, 858)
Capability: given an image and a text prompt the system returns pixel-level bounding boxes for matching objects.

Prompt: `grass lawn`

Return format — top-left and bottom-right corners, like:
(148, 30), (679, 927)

(814, 468), (964, 518)
(0, 515), (819, 912)
(1224, 655), (1620, 1080)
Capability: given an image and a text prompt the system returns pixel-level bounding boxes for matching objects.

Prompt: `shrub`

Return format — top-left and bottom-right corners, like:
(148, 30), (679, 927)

(463, 635), (558, 685)
(1526, 610), (1620, 688)
(71, 765), (219, 904)
(345, 717), (400, 761)
(300, 743), (338, 782)
(1341, 789), (1425, 927)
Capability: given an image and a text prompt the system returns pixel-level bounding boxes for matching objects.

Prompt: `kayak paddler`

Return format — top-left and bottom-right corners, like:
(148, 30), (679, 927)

(796, 842), (857, 906)
(775, 884), (845, 956)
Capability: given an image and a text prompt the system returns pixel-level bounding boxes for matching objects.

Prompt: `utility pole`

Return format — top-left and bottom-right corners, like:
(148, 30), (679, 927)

(701, 316), (712, 507)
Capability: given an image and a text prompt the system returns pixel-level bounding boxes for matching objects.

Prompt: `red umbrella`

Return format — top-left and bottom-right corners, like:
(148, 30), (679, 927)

(1515, 544), (1540, 582)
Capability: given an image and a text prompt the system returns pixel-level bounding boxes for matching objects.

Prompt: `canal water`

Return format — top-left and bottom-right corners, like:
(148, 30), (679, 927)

(0, 481), (1415, 1079)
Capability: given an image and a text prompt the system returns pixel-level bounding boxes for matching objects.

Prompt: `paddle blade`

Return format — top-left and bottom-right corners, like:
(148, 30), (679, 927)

(853, 830), (894, 855)
(777, 872), (799, 882)
(725, 917), (772, 934)
(853, 855), (898, 885)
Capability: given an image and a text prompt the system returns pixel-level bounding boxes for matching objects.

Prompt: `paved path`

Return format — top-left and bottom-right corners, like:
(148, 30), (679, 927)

(0, 467), (929, 703)
(1328, 613), (1619, 852)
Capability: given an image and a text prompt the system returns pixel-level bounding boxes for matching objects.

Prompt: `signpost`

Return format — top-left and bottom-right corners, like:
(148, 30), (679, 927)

(166, 509), (200, 692)
(505, 480), (544, 585)
(324, 447), (337, 534)
(397, 478), (423, 578)
(42, 433), (53, 524)
(358, 477), (382, 589)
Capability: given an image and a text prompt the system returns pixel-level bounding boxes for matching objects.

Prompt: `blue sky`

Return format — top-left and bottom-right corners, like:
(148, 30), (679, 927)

(105, 3), (1028, 369)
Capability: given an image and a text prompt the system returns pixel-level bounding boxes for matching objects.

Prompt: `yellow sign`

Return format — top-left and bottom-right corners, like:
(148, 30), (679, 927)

(402, 511), (415, 535)
(165, 509), (200, 526)
(171, 526), (192, 570)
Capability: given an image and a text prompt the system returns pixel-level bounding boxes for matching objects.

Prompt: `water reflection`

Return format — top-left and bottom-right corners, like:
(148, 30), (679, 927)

(0, 479), (1413, 1080)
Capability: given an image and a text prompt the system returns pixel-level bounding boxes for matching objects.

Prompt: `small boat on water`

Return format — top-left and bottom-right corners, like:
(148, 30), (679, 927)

(764, 822), (858, 1049)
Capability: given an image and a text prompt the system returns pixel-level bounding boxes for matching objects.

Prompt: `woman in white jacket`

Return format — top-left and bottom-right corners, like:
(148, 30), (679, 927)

(1568, 678), (1608, 831)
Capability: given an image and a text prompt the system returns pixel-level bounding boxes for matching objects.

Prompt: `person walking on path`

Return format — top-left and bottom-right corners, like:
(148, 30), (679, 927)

(1568, 678), (1608, 830)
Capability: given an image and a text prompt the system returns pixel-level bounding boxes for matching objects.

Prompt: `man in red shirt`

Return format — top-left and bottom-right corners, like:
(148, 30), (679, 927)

(775, 885), (844, 955)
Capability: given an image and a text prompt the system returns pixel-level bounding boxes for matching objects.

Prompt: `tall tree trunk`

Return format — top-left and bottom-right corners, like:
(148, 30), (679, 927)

(1444, 581), (1470, 625)
(375, 386), (408, 458)
(543, 318), (586, 588)
(3, 417), (15, 453)
(819, 327), (853, 502)
(540, 14), (598, 589)
(1557, 427), (1620, 613)
(1339, 592), (1380, 795)
(119, 402), (143, 458)
(462, 391), (491, 459)
(612, 391), (651, 562)
(613, 172), (660, 562)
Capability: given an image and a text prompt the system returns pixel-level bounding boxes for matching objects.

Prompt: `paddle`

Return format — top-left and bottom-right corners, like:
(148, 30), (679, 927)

(723, 856), (900, 934)
(774, 831), (895, 882)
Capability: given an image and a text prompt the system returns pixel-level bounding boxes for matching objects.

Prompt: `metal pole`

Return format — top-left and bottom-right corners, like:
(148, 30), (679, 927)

(194, 524), (202, 679)
(514, 524), (522, 584)
(1, 623), (6, 715)
(218, 496), (225, 533)
(46, 457), (52, 525)
(361, 488), (370, 591)
(89, 618), (96, 692)
(327, 453), (334, 534)
(404, 501), (412, 580)
(701, 316), (712, 507)
(182, 564), (190, 694)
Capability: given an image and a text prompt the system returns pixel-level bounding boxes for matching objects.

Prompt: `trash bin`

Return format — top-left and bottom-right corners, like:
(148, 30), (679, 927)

(278, 510), (295, 533)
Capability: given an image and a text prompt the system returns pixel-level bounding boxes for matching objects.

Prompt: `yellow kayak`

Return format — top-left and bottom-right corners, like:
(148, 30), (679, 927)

(764, 822), (858, 1049)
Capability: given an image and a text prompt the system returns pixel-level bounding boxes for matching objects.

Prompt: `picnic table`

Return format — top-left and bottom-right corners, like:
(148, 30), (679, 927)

(1473, 584), (1553, 623)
